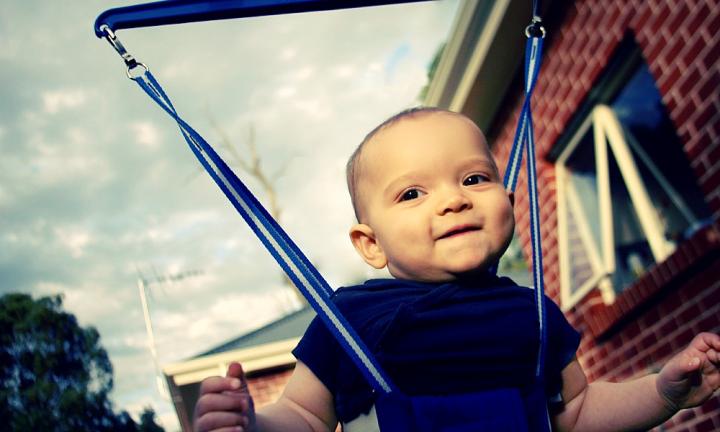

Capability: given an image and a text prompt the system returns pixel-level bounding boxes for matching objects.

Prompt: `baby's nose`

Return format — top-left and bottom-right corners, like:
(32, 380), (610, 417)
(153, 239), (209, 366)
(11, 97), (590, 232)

(437, 190), (472, 215)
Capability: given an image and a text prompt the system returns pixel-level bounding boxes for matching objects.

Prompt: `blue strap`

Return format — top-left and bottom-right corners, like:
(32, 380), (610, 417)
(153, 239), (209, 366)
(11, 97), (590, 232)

(107, 8), (548, 402)
(532, 0), (541, 21)
(131, 70), (398, 395)
(501, 33), (548, 379)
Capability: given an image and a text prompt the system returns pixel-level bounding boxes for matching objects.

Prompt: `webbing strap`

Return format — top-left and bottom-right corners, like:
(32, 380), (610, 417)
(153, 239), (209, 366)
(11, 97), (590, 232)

(501, 34), (548, 378)
(104, 6), (548, 397)
(131, 70), (397, 395)
(532, 0), (542, 21)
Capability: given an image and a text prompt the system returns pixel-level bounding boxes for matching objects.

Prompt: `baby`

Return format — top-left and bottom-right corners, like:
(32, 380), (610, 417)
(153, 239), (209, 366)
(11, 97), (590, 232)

(194, 108), (720, 431)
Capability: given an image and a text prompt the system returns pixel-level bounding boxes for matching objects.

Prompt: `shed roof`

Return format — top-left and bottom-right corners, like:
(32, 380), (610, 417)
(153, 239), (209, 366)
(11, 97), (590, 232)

(194, 306), (315, 358)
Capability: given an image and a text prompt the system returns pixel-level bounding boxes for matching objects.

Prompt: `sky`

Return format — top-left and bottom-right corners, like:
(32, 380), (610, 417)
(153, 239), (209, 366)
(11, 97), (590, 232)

(0, 0), (460, 429)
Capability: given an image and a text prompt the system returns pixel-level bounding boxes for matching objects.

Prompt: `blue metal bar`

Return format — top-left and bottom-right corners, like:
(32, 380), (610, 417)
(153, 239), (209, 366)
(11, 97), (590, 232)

(94, 0), (430, 37)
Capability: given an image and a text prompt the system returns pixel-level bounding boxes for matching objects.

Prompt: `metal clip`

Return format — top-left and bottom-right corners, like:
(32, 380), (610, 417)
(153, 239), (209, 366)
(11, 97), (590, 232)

(100, 24), (148, 79)
(525, 16), (546, 39)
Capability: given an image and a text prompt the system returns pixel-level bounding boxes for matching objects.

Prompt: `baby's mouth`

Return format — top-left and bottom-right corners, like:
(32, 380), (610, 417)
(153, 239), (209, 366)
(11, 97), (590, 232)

(438, 225), (481, 239)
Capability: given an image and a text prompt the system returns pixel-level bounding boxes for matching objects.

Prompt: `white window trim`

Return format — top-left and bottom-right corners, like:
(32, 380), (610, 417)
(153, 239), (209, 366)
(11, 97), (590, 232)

(595, 105), (675, 261)
(557, 104), (679, 311)
(559, 163), (610, 306)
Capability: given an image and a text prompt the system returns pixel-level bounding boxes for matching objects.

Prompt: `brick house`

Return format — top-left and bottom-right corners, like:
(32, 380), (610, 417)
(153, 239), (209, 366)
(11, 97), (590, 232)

(425, 0), (720, 430)
(166, 0), (720, 430)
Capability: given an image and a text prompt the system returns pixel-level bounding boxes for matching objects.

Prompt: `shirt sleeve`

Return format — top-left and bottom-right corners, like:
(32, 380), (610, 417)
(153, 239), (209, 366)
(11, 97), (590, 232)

(544, 296), (582, 402)
(292, 315), (341, 393)
(292, 312), (376, 423)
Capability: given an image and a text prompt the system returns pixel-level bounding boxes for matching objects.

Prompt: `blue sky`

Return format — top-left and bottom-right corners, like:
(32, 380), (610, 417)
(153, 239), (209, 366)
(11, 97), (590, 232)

(0, 0), (459, 429)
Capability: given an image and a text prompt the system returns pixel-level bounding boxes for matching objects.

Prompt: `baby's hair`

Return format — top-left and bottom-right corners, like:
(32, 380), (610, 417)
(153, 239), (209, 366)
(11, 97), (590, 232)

(346, 106), (452, 221)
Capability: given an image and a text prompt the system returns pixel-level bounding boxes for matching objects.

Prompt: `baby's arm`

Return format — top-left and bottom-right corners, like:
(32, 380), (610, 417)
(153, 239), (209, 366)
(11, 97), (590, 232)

(553, 332), (720, 432)
(255, 361), (337, 431)
(194, 361), (337, 432)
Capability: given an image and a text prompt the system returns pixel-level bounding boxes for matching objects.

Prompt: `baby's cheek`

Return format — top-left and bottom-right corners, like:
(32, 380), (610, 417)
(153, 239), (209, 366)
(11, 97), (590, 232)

(499, 204), (516, 244)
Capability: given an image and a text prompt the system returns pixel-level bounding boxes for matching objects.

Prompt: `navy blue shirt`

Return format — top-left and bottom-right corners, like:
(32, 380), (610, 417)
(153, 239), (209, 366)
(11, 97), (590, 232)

(292, 274), (581, 423)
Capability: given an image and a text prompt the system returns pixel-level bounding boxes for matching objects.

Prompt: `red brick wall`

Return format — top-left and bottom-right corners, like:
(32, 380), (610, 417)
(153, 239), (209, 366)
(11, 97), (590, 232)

(247, 367), (294, 408)
(492, 0), (720, 430)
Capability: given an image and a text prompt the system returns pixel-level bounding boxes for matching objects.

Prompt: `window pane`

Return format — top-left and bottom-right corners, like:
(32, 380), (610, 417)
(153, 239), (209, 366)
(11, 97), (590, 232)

(566, 130), (601, 248)
(606, 149), (654, 290)
(563, 128), (600, 297)
(565, 196), (595, 292)
(611, 64), (710, 243)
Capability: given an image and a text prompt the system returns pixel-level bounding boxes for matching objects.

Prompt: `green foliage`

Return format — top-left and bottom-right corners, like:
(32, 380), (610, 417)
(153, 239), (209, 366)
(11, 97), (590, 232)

(138, 407), (165, 432)
(498, 235), (530, 273)
(0, 293), (163, 431)
(418, 42), (446, 102)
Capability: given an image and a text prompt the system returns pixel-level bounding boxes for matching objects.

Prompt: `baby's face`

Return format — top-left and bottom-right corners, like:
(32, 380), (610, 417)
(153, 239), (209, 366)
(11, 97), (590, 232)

(352, 112), (515, 282)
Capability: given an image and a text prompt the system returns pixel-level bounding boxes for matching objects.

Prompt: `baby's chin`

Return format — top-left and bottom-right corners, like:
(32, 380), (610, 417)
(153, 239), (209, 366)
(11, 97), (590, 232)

(390, 264), (495, 283)
(387, 267), (454, 283)
(451, 264), (497, 280)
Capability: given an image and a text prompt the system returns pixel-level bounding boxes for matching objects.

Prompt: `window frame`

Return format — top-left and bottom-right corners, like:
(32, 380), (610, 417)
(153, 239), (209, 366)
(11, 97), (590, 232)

(556, 104), (683, 310)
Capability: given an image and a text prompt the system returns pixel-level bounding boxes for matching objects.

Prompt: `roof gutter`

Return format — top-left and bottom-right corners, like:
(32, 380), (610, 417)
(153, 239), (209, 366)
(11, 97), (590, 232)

(424, 0), (531, 133)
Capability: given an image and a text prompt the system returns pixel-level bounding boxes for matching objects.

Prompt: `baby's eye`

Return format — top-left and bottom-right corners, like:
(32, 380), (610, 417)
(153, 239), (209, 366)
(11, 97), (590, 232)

(399, 188), (424, 201)
(463, 174), (490, 186)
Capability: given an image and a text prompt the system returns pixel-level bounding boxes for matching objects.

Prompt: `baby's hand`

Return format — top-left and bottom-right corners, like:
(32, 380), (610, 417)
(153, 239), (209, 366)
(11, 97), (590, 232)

(656, 332), (720, 411)
(194, 362), (257, 432)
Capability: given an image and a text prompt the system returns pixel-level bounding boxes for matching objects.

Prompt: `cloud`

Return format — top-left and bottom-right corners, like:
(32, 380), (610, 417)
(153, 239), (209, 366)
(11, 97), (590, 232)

(292, 66), (315, 81)
(292, 98), (331, 119)
(66, 127), (90, 146)
(0, 37), (19, 60)
(42, 89), (87, 114)
(130, 122), (162, 149)
(274, 86), (297, 99)
(0, 187), (9, 208)
(53, 226), (92, 258)
(279, 47), (297, 61)
(385, 42), (412, 80)
(29, 149), (112, 185)
(331, 63), (356, 79)
(34, 279), (127, 327)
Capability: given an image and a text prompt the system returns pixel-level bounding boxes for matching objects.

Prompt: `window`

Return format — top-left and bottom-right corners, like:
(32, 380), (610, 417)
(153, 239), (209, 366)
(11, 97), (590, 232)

(554, 42), (710, 310)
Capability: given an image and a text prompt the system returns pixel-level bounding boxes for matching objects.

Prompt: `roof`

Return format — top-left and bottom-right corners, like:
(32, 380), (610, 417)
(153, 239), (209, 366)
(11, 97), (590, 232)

(424, 0), (525, 131)
(424, 0), (564, 135)
(194, 306), (315, 358)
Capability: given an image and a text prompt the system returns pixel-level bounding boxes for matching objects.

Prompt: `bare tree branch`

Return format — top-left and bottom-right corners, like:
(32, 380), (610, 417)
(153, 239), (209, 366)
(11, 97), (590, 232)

(204, 111), (306, 305)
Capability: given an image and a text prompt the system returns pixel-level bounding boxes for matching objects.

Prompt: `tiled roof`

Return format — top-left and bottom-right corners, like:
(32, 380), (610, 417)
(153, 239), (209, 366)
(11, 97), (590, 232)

(194, 306), (315, 358)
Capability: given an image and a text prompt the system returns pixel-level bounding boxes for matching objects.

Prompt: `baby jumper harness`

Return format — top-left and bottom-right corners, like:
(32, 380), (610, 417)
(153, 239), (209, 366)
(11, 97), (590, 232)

(95, 1), (549, 429)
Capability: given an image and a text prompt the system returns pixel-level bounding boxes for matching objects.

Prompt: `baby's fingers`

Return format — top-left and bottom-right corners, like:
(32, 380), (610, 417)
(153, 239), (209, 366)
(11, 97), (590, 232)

(199, 375), (243, 396)
(708, 334), (720, 355)
(692, 332), (720, 352)
(195, 410), (248, 432)
(195, 392), (251, 416)
(710, 348), (720, 364)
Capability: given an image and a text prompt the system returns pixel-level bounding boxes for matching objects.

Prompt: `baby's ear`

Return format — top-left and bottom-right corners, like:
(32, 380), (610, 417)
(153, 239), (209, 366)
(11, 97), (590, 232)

(349, 224), (387, 269)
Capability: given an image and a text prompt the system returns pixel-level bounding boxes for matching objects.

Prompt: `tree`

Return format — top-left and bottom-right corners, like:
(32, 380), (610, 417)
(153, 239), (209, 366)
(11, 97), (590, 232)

(418, 42), (446, 102)
(138, 406), (165, 432)
(206, 117), (307, 308)
(0, 293), (160, 431)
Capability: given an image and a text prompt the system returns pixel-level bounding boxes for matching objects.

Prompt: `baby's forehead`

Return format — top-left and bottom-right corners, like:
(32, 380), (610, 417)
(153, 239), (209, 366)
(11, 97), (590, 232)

(362, 112), (488, 161)
(377, 110), (469, 136)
